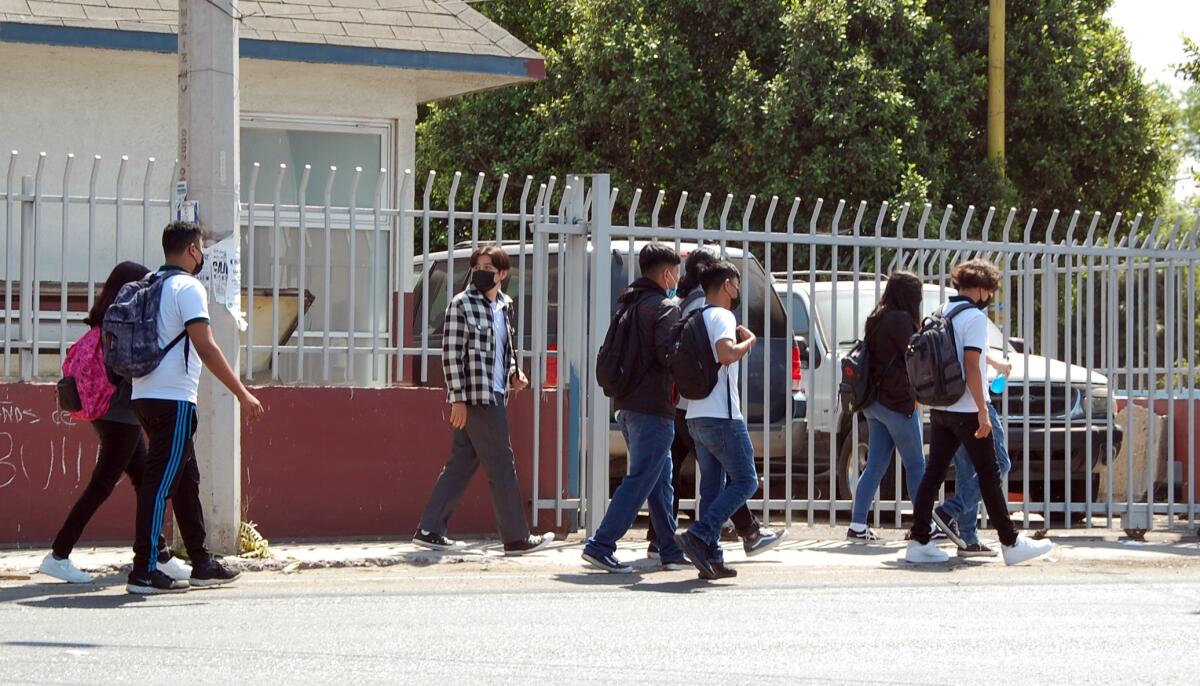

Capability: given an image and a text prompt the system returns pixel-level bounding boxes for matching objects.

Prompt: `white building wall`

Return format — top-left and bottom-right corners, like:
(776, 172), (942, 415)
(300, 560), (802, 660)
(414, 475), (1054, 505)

(0, 42), (418, 281)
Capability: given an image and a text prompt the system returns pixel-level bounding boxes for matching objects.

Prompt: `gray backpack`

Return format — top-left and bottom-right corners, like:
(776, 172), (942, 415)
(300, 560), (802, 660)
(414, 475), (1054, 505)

(904, 304), (973, 407)
(102, 271), (191, 379)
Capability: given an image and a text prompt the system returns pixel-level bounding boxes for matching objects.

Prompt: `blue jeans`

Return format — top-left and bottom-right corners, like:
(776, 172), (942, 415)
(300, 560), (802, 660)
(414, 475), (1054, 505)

(852, 404), (926, 525)
(686, 417), (759, 564)
(584, 411), (684, 561)
(940, 404), (1011, 544)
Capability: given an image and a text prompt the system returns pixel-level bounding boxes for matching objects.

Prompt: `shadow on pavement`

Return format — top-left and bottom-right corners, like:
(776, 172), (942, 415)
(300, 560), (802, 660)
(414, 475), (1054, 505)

(0, 576), (122, 605)
(877, 559), (968, 574)
(551, 572), (726, 594)
(784, 543), (905, 557)
(18, 594), (158, 610)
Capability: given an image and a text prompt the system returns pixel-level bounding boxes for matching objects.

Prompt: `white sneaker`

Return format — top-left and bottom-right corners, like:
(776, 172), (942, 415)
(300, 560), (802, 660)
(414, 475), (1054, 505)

(905, 540), (950, 564)
(38, 553), (93, 584)
(1002, 535), (1055, 566)
(158, 556), (193, 582)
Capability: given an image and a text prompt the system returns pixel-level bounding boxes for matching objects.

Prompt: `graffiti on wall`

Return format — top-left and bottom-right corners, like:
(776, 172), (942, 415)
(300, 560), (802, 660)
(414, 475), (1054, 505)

(0, 398), (101, 492)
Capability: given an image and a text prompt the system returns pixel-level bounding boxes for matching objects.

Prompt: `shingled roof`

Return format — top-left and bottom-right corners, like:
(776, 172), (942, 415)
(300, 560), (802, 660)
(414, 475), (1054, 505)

(0, 0), (541, 60)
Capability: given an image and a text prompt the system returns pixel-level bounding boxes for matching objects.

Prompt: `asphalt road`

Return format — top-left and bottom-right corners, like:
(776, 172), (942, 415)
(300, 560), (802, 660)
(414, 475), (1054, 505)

(1, 553), (1198, 685)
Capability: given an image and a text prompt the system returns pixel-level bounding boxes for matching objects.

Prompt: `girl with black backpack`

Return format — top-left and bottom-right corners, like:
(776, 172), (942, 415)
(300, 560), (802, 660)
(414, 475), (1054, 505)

(847, 271), (927, 543)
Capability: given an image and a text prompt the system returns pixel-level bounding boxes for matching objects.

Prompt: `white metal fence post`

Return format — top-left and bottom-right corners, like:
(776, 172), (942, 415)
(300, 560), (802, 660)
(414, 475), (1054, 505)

(586, 174), (613, 534)
(17, 175), (34, 382)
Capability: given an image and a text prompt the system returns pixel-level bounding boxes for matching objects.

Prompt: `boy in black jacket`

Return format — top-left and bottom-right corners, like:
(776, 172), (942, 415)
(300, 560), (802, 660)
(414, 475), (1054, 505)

(583, 244), (687, 572)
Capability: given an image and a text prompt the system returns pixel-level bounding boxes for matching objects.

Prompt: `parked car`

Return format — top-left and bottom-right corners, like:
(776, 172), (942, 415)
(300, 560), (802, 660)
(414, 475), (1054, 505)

(411, 242), (805, 494)
(773, 274), (1122, 503)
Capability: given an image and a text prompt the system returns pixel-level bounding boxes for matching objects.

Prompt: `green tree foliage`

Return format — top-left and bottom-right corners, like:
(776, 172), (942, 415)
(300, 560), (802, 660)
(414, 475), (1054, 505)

(417, 0), (1178, 240)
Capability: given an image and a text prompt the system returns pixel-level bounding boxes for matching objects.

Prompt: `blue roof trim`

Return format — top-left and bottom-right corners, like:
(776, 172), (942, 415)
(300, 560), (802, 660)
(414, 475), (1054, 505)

(0, 21), (543, 78)
(0, 21), (176, 53)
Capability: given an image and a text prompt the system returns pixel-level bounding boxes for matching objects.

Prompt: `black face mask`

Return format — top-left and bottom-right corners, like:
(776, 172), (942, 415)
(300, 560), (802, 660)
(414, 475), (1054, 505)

(976, 295), (993, 309)
(192, 251), (205, 276)
(730, 289), (742, 312)
(472, 269), (497, 293)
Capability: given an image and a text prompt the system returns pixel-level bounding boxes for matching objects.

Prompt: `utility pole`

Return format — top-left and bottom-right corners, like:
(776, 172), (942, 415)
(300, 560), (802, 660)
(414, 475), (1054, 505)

(178, 0), (242, 553)
(988, 0), (1006, 176)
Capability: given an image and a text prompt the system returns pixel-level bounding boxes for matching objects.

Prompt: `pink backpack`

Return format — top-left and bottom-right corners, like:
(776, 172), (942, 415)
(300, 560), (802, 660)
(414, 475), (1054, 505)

(62, 327), (118, 421)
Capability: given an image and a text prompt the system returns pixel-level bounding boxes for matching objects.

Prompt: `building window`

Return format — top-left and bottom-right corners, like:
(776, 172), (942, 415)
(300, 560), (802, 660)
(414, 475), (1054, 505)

(239, 115), (395, 385)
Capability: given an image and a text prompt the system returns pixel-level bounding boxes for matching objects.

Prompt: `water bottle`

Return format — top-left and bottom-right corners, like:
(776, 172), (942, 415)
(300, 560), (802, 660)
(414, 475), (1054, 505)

(990, 373), (1007, 395)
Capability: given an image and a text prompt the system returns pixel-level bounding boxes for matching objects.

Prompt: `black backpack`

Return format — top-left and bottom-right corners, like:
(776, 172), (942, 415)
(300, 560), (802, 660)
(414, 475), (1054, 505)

(905, 304), (973, 407)
(838, 340), (874, 414)
(667, 305), (723, 401)
(595, 295), (647, 398)
(839, 337), (898, 414)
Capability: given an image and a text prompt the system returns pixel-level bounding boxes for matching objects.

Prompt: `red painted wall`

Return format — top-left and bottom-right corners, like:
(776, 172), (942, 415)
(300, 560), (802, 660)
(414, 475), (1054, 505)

(0, 383), (570, 547)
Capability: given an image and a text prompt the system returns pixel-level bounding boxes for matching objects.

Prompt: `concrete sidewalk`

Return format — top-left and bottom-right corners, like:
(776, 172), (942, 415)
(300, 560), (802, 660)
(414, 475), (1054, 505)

(3, 525), (1198, 580)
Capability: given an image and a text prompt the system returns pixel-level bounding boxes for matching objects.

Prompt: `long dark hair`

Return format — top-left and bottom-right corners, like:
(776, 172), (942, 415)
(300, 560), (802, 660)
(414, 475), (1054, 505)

(678, 247), (719, 298)
(85, 261), (150, 327)
(865, 271), (923, 337)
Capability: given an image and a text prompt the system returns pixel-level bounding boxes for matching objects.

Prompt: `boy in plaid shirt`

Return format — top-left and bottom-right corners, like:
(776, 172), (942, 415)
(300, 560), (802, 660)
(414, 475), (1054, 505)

(413, 244), (554, 555)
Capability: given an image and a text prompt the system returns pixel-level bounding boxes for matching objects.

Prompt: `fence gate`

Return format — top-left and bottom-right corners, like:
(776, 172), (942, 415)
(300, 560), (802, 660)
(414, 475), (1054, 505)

(528, 174), (613, 533)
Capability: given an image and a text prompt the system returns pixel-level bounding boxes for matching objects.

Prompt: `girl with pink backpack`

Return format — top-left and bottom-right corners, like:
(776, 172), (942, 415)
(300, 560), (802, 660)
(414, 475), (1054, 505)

(39, 261), (191, 584)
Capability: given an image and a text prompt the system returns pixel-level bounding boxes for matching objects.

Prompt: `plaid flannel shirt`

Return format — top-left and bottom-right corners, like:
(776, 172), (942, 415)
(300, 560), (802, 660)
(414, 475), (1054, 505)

(442, 284), (519, 405)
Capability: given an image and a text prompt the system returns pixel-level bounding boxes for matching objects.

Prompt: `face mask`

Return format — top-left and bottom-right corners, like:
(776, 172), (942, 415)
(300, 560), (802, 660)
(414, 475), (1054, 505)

(472, 269), (497, 293)
(666, 288), (677, 299)
(192, 249), (205, 276)
(976, 294), (993, 309)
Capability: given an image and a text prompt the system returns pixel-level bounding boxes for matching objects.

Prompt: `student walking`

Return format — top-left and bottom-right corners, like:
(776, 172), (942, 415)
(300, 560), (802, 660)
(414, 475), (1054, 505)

(905, 259), (1052, 565)
(846, 272), (927, 543)
(414, 244), (554, 556)
(38, 262), (189, 584)
(583, 244), (687, 573)
(674, 261), (760, 580)
(935, 354), (1013, 557)
(646, 247), (783, 558)
(124, 221), (266, 594)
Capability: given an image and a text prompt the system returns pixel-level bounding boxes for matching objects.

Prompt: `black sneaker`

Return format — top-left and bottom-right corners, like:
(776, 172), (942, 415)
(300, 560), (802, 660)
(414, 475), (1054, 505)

(675, 532), (717, 580)
(126, 569), (189, 595)
(582, 551), (633, 573)
(503, 532), (555, 556)
(933, 506), (966, 548)
(846, 527), (883, 544)
(190, 559), (241, 588)
(958, 542), (998, 558)
(710, 562), (738, 579)
(413, 529), (466, 551)
(743, 526), (786, 557)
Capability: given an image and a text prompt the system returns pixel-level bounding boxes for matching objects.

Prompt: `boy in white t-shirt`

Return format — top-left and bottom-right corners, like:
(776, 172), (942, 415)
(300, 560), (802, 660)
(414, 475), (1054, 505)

(674, 261), (760, 580)
(905, 259), (1053, 566)
(127, 222), (265, 595)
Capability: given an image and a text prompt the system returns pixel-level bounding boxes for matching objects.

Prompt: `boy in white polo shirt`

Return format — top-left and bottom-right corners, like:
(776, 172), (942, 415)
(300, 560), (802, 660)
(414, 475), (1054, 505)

(906, 259), (1053, 566)
(127, 221), (265, 594)
(674, 260), (760, 580)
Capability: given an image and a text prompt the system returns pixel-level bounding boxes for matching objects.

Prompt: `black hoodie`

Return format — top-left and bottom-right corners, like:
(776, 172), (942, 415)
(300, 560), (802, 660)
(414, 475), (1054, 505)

(612, 277), (681, 419)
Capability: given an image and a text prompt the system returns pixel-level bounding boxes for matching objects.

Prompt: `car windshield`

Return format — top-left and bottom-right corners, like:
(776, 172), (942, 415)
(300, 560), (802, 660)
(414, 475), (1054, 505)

(813, 288), (1005, 351)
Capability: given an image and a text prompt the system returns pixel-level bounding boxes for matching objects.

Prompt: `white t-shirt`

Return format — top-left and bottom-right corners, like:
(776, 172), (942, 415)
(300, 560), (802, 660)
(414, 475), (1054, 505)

(132, 269), (209, 404)
(685, 306), (744, 421)
(491, 299), (509, 394)
(936, 298), (990, 413)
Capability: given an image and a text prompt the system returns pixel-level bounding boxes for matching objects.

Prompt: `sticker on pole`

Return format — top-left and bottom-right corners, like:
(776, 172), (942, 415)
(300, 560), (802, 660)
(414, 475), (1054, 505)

(198, 235), (248, 332)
